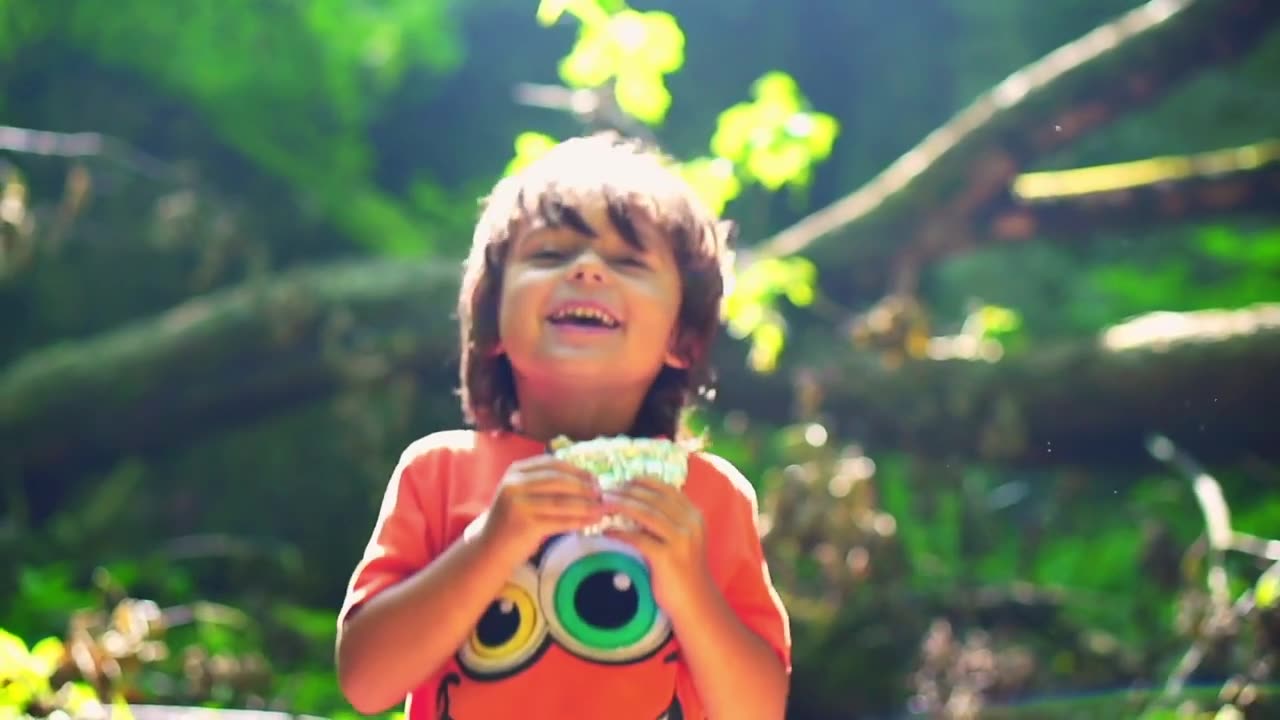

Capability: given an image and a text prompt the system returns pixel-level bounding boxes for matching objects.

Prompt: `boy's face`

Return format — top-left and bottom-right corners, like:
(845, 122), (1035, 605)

(497, 195), (684, 392)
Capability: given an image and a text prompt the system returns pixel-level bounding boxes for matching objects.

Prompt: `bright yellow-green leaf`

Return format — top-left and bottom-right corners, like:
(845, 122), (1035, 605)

(613, 70), (671, 125)
(0, 629), (28, 679)
(559, 21), (617, 87)
(678, 157), (741, 215)
(977, 305), (1022, 335)
(802, 113), (840, 158)
(747, 143), (811, 191)
(785, 283), (814, 307)
(710, 104), (759, 161)
(633, 11), (684, 74)
(749, 320), (785, 373)
(536, 0), (573, 26)
(113, 692), (136, 720)
(29, 637), (64, 679)
(504, 132), (560, 177)
(537, 0), (608, 27)
(1258, 572), (1279, 609)
(556, 8), (682, 99)
(726, 297), (764, 339)
(751, 72), (801, 115)
(62, 682), (103, 716)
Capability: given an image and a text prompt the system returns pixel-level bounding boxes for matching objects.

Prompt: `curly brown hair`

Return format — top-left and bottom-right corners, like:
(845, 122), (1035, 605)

(456, 132), (736, 440)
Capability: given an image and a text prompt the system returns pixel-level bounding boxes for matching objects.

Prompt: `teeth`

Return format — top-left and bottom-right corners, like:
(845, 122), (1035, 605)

(551, 306), (617, 326)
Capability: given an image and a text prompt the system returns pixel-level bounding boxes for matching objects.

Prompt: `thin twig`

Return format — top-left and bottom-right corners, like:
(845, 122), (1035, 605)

(0, 124), (187, 183)
(1143, 434), (1280, 710)
(1147, 434), (1233, 606)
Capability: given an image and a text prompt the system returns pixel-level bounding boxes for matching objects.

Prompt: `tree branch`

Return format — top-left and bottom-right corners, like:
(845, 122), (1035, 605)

(0, 124), (186, 182)
(3, 259), (1278, 482)
(755, 303), (1280, 466)
(984, 139), (1280, 242)
(0, 259), (463, 480)
(745, 0), (1280, 300)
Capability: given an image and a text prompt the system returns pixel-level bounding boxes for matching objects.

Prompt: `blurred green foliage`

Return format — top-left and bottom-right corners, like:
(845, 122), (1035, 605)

(2, 0), (1279, 718)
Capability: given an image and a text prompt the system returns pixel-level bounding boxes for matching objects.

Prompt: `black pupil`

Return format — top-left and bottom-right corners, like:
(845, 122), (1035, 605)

(575, 571), (638, 629)
(476, 601), (520, 646)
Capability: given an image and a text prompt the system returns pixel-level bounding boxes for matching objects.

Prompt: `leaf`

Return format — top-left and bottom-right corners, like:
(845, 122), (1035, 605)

(747, 143), (811, 191)
(749, 319), (785, 373)
(61, 682), (103, 717)
(0, 629), (28, 679)
(536, 0), (573, 26)
(504, 132), (560, 177)
(783, 261), (817, 307)
(801, 113), (840, 159)
(1196, 226), (1248, 262)
(113, 692), (136, 720)
(710, 104), (760, 161)
(726, 297), (764, 339)
(752, 71), (802, 115)
(976, 305), (1022, 337)
(632, 11), (684, 74)
(558, 21), (617, 87)
(1257, 572), (1279, 609)
(613, 70), (671, 125)
(28, 637), (64, 679)
(677, 157), (742, 215)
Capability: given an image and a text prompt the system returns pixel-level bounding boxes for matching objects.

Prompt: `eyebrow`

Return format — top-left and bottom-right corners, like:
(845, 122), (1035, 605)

(525, 192), (647, 252)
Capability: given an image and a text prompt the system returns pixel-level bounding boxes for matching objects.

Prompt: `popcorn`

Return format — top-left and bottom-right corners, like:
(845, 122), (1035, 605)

(550, 435), (689, 534)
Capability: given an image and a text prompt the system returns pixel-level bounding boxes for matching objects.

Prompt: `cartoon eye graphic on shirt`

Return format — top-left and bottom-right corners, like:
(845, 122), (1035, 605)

(457, 563), (548, 677)
(539, 534), (672, 663)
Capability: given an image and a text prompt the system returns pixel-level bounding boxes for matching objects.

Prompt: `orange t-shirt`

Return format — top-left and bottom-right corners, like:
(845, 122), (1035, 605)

(340, 430), (791, 720)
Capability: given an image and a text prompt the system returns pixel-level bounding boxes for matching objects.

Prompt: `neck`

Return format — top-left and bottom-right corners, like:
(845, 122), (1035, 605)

(512, 376), (651, 443)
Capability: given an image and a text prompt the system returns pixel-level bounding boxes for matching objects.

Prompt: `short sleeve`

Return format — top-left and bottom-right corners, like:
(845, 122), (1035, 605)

(700, 453), (792, 672)
(338, 442), (444, 625)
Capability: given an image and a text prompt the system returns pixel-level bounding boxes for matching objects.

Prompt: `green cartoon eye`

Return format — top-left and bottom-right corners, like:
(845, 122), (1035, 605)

(540, 534), (672, 663)
(458, 563), (547, 677)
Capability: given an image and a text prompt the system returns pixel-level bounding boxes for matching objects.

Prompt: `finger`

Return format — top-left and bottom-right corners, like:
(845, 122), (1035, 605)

(603, 528), (660, 556)
(519, 486), (599, 509)
(512, 469), (601, 497)
(604, 494), (676, 542)
(631, 478), (704, 528)
(533, 508), (606, 528)
(615, 480), (686, 524)
(515, 455), (598, 483)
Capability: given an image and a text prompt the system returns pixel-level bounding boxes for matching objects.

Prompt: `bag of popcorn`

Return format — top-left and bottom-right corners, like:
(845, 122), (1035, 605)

(550, 435), (689, 535)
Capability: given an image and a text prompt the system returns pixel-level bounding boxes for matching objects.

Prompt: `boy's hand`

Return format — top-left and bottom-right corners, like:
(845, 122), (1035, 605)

(480, 455), (605, 558)
(602, 477), (713, 618)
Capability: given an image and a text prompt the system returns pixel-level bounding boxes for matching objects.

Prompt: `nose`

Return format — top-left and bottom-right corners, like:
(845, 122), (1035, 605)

(568, 252), (607, 283)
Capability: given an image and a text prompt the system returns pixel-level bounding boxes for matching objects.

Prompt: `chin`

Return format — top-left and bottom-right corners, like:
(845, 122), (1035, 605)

(519, 355), (654, 388)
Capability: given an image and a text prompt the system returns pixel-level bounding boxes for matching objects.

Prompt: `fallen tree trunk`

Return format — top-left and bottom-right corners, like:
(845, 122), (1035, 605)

(0, 259), (464, 480)
(3, 258), (1278, 481)
(748, 0), (1280, 301)
(736, 304), (1280, 467)
(984, 140), (1280, 242)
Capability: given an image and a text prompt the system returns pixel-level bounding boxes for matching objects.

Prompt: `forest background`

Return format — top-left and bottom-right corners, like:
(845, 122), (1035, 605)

(2, 0), (1279, 718)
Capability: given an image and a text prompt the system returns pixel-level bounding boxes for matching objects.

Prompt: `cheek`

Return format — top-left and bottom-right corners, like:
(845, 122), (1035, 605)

(497, 272), (550, 334)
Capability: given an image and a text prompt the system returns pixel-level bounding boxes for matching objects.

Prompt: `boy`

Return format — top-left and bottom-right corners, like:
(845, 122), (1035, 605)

(336, 133), (791, 719)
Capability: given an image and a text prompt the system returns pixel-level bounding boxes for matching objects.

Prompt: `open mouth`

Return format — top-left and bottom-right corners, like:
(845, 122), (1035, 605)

(546, 304), (622, 330)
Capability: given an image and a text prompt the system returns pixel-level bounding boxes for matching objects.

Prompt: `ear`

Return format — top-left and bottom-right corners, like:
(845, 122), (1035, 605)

(664, 330), (692, 369)
(488, 341), (505, 358)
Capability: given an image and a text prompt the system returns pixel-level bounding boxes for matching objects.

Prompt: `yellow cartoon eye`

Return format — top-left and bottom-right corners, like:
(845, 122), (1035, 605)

(539, 534), (672, 663)
(458, 563), (547, 677)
